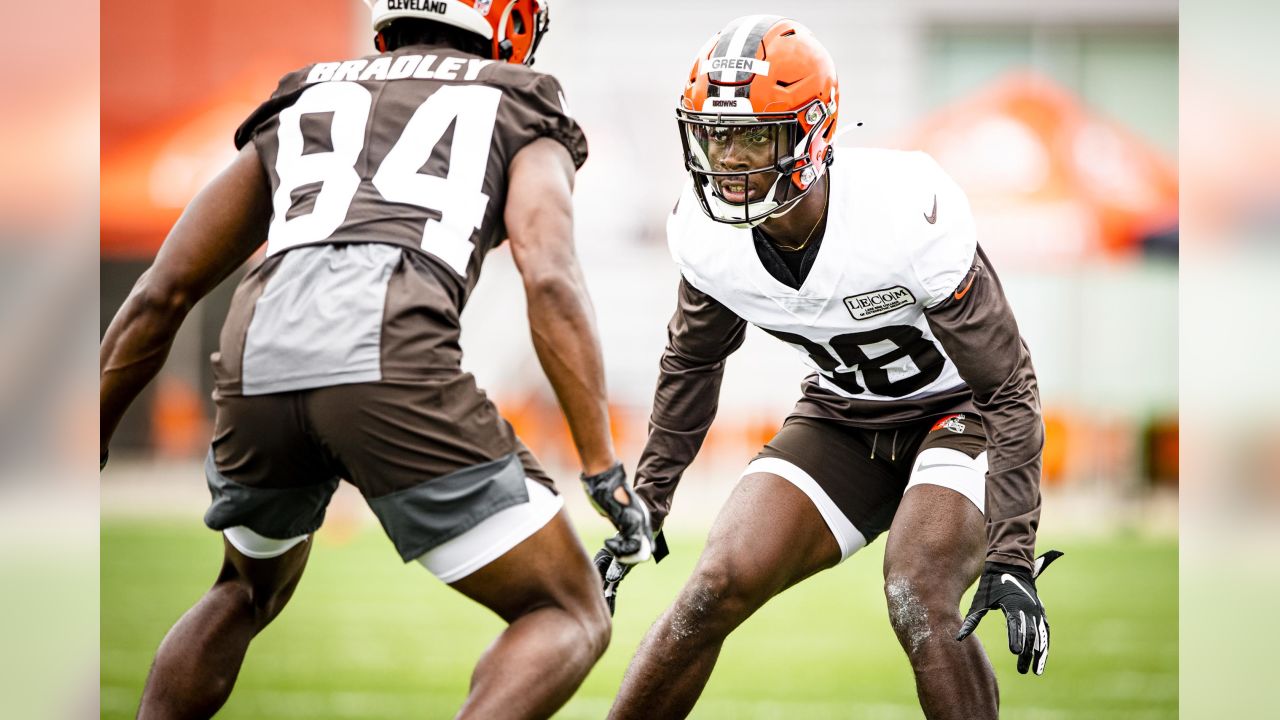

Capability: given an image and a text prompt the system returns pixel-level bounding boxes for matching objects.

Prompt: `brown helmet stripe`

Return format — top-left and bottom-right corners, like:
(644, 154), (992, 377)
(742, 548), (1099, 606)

(732, 16), (780, 84)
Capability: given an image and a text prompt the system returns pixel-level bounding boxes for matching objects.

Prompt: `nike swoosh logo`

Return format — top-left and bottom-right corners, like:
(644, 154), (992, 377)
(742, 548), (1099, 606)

(1000, 574), (1039, 606)
(915, 462), (972, 472)
(953, 272), (976, 301)
(923, 195), (937, 224)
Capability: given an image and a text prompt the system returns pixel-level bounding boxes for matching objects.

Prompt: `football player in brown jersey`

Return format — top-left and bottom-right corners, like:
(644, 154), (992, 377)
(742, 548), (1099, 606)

(100, 2), (651, 718)
(596, 16), (1061, 720)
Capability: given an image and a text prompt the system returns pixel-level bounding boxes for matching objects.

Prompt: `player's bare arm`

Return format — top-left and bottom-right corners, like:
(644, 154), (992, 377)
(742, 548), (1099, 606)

(99, 145), (270, 461)
(506, 138), (613, 474)
(506, 137), (653, 562)
(926, 247), (1064, 675)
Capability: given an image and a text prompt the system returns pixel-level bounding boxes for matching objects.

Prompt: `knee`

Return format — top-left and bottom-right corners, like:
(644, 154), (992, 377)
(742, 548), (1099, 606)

(883, 543), (972, 617)
(251, 589), (290, 627)
(213, 573), (290, 630)
(883, 568), (957, 657)
(573, 593), (612, 662)
(884, 574), (933, 652)
(665, 560), (760, 643)
(545, 571), (612, 663)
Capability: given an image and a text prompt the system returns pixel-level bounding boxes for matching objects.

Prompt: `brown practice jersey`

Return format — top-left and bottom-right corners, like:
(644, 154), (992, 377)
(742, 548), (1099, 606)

(211, 44), (587, 396)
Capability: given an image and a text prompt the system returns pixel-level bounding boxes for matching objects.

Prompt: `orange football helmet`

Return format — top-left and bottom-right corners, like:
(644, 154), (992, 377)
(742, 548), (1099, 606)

(367, 0), (550, 65)
(678, 16), (839, 226)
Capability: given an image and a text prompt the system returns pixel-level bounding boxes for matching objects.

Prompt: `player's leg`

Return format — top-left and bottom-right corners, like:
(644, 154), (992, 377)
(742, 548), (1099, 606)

(311, 378), (610, 720)
(138, 532), (312, 720)
(138, 392), (340, 719)
(608, 470), (841, 720)
(882, 415), (996, 719)
(609, 417), (922, 720)
(446, 506), (611, 720)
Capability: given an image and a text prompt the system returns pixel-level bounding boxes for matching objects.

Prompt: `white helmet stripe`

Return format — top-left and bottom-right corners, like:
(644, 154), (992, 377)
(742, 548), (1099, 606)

(716, 15), (774, 83)
(708, 16), (749, 66)
(729, 16), (779, 83)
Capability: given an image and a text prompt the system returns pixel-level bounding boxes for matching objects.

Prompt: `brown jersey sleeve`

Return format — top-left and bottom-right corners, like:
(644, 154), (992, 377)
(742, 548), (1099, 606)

(233, 67), (310, 150)
(492, 70), (588, 170)
(925, 245), (1042, 570)
(634, 277), (748, 528)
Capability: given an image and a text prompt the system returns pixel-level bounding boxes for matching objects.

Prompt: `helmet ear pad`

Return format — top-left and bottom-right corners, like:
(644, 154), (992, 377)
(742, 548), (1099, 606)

(784, 107), (838, 193)
(375, 31), (388, 53)
(491, 0), (548, 65)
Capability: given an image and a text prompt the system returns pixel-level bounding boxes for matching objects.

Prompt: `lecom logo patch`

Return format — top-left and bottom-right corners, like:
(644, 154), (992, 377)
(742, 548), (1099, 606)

(843, 286), (916, 320)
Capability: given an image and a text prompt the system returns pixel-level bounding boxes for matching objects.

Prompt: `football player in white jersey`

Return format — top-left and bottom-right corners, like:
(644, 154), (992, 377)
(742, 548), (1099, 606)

(595, 16), (1062, 720)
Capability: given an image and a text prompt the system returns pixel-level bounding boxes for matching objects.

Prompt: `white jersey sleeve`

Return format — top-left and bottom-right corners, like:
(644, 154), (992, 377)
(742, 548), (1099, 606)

(667, 179), (712, 290)
(904, 153), (978, 308)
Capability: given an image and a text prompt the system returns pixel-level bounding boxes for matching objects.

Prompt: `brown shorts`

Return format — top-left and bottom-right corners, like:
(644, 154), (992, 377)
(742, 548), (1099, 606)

(203, 373), (554, 562)
(752, 412), (987, 552)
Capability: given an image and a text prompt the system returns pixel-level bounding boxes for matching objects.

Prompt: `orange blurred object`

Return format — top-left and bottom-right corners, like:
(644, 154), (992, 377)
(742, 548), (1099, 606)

(1041, 412), (1070, 487)
(102, 0), (357, 258)
(101, 68), (281, 256)
(150, 376), (208, 459)
(1146, 417), (1180, 488)
(904, 72), (1178, 265)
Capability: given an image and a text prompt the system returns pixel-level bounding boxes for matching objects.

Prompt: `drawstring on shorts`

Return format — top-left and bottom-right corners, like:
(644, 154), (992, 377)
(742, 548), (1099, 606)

(870, 429), (901, 461)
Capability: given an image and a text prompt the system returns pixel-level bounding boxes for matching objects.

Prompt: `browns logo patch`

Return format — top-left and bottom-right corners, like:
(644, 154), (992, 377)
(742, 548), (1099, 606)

(932, 414), (967, 434)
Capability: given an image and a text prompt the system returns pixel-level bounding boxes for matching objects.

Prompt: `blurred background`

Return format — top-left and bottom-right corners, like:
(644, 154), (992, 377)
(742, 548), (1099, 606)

(98, 1), (1186, 718)
(0, 0), (98, 718)
(1179, 1), (1280, 718)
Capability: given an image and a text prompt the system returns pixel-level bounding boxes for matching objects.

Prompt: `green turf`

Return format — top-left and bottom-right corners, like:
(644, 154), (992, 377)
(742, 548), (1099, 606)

(101, 521), (1176, 719)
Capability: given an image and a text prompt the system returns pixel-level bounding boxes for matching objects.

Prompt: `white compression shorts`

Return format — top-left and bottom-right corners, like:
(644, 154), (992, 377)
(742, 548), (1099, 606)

(417, 478), (563, 584)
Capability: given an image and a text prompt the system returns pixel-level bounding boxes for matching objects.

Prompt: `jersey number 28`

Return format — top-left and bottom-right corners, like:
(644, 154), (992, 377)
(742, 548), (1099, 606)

(764, 325), (946, 398)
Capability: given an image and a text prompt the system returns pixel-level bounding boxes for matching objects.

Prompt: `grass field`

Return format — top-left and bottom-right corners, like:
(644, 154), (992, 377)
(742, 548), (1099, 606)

(102, 521), (1176, 719)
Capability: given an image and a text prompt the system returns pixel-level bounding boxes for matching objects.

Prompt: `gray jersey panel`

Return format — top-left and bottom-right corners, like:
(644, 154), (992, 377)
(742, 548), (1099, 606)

(242, 244), (401, 395)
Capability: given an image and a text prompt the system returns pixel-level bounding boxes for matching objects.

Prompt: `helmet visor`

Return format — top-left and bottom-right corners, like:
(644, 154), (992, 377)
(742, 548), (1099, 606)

(678, 110), (801, 224)
(682, 121), (789, 175)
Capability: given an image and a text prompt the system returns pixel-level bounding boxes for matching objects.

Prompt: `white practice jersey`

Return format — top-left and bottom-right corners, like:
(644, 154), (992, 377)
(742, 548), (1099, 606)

(667, 148), (977, 404)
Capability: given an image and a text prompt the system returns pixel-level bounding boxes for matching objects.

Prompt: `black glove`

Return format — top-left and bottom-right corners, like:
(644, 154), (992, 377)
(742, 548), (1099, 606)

(956, 550), (1064, 675)
(581, 464), (654, 563)
(593, 531), (669, 615)
(593, 547), (632, 616)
